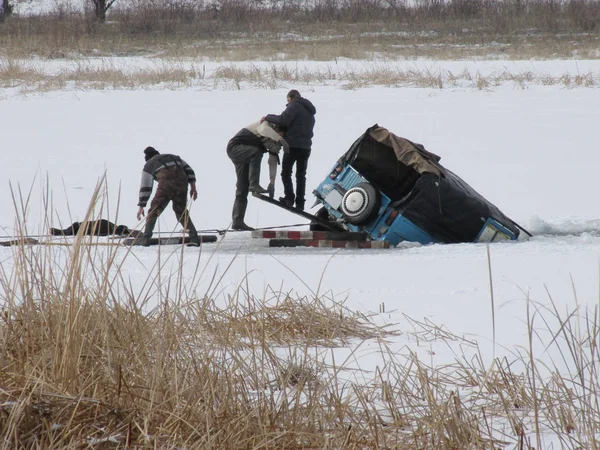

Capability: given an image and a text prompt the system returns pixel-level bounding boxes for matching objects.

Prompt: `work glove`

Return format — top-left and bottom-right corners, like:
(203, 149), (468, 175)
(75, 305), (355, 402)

(267, 182), (275, 199)
(280, 138), (290, 154)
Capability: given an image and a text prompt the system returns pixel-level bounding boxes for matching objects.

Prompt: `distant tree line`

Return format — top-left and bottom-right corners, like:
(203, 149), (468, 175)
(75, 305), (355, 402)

(1, 0), (599, 32)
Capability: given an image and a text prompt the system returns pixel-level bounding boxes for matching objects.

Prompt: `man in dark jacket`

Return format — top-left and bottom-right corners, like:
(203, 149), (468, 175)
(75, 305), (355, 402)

(262, 90), (316, 211)
(136, 146), (200, 246)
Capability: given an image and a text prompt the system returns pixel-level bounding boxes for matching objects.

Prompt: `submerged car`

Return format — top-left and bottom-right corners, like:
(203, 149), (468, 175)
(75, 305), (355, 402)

(312, 124), (524, 246)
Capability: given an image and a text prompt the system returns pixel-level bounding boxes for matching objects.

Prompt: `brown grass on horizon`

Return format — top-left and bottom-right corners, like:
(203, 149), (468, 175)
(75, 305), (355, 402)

(1, 0), (599, 61)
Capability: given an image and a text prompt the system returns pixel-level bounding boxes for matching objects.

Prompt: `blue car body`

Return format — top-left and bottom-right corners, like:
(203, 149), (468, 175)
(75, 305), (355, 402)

(312, 125), (520, 246)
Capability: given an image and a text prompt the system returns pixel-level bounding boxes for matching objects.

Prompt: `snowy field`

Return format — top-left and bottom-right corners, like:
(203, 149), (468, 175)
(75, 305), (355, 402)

(1, 56), (600, 446)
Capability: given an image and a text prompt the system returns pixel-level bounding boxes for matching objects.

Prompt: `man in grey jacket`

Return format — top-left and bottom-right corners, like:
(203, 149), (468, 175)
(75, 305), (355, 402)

(136, 146), (200, 246)
(262, 89), (316, 211)
(227, 121), (289, 231)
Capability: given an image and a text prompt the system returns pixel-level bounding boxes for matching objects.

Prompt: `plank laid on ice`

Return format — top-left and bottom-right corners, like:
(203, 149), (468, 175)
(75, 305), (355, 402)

(251, 230), (366, 241)
(251, 193), (344, 232)
(268, 239), (390, 249)
(121, 235), (218, 246)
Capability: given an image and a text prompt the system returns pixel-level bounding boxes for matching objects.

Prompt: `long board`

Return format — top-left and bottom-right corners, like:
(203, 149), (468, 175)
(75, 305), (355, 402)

(251, 193), (344, 232)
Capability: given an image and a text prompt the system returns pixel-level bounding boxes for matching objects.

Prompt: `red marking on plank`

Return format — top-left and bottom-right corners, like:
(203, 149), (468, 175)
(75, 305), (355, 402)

(268, 239), (390, 249)
(254, 230), (366, 241)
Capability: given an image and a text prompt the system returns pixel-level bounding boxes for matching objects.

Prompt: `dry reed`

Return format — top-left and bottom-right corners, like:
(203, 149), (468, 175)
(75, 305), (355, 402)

(1, 179), (599, 448)
(1, 58), (597, 92)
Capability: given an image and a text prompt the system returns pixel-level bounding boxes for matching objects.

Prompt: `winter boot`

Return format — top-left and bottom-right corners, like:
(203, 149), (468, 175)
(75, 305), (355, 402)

(248, 152), (266, 194)
(231, 222), (255, 231)
(232, 196), (249, 229)
(250, 185), (269, 194)
(279, 196), (294, 208)
(140, 216), (158, 246)
(186, 220), (201, 247)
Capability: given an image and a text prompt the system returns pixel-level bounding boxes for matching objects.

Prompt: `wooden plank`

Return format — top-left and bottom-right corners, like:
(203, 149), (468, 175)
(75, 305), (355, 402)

(251, 193), (343, 232)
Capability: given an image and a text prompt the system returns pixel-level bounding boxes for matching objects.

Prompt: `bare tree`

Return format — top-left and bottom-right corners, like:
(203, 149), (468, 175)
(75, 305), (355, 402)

(1, 0), (13, 21)
(91, 0), (117, 22)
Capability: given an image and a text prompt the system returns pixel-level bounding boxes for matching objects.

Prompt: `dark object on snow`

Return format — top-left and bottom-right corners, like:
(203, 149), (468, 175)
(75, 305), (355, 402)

(313, 124), (523, 246)
(50, 220), (141, 237)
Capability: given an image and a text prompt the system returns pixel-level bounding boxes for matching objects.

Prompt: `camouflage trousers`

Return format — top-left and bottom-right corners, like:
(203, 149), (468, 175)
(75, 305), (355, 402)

(147, 166), (192, 228)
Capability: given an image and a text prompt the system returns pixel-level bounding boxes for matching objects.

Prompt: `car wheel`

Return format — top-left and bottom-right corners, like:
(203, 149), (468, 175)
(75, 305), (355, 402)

(341, 182), (380, 225)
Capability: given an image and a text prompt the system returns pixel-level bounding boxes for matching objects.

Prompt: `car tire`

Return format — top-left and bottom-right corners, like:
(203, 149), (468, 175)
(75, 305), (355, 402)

(341, 182), (380, 225)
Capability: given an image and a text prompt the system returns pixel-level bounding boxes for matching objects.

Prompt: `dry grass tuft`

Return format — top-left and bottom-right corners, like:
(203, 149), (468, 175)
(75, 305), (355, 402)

(195, 292), (390, 347)
(3, 58), (596, 92)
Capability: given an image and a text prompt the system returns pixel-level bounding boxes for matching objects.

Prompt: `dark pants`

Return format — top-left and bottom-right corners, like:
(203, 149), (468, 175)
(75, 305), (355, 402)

(147, 166), (193, 229)
(227, 144), (264, 226)
(281, 147), (311, 207)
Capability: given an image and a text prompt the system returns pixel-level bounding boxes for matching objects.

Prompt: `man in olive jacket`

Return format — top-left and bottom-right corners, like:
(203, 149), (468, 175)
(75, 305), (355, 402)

(262, 89), (316, 211)
(136, 146), (200, 246)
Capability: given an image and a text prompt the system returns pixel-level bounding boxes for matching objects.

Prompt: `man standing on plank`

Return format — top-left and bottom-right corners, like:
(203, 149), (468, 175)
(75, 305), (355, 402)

(137, 146), (200, 247)
(262, 89), (316, 212)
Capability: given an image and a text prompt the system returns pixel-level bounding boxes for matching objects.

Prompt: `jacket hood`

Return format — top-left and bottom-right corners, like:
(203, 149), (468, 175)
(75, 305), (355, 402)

(297, 98), (316, 115)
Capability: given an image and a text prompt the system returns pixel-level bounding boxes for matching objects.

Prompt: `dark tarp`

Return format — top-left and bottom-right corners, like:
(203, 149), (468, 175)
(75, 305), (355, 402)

(341, 124), (444, 200)
(341, 124), (519, 243)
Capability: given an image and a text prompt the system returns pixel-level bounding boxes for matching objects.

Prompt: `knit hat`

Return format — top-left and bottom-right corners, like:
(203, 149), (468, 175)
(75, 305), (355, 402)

(144, 146), (160, 161)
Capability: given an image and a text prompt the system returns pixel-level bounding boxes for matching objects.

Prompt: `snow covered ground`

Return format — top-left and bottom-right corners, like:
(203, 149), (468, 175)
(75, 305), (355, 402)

(1, 57), (600, 446)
